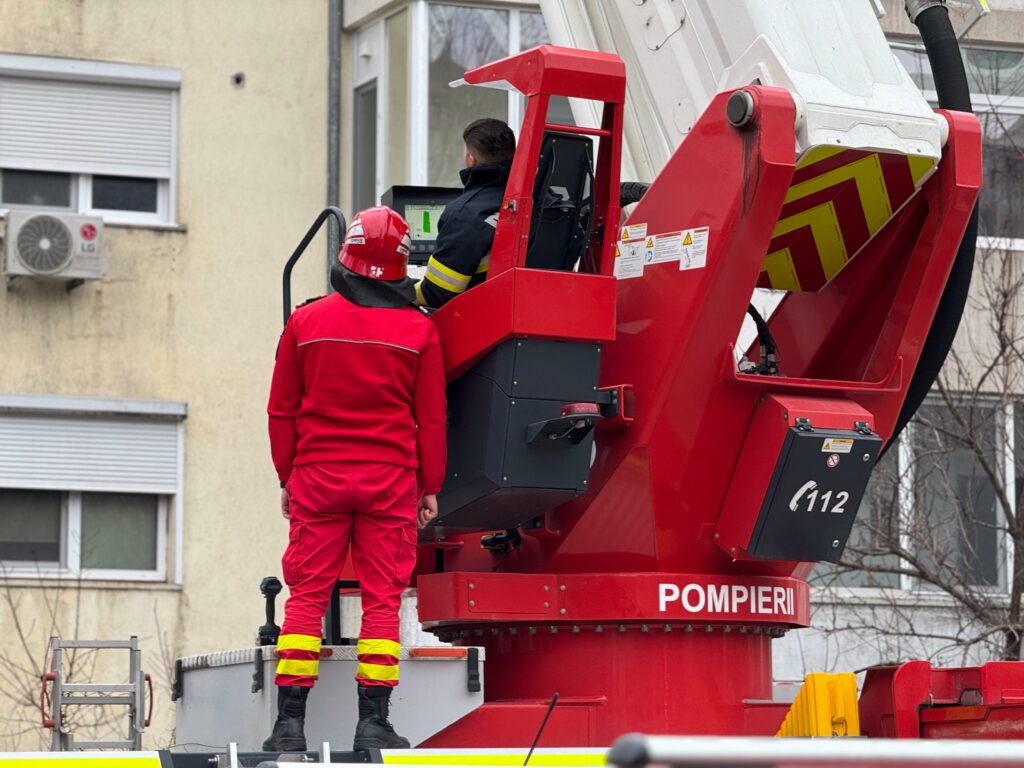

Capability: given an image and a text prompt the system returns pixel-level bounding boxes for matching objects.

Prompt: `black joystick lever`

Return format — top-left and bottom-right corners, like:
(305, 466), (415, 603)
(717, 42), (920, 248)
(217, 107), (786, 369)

(257, 576), (283, 646)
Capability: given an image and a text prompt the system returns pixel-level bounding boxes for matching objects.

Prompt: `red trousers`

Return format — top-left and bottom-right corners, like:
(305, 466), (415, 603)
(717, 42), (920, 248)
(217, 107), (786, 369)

(275, 461), (418, 689)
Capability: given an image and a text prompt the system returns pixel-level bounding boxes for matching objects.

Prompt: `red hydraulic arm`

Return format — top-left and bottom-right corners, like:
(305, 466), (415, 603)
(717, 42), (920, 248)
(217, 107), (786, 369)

(416, 45), (983, 746)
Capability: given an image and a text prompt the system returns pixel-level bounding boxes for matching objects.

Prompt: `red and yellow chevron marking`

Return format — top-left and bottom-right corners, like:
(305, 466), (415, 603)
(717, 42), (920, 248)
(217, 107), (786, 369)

(758, 146), (936, 292)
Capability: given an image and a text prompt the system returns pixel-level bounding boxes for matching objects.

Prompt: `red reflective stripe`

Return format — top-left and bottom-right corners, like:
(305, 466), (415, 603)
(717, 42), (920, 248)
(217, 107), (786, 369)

(357, 653), (399, 666)
(276, 649), (319, 661)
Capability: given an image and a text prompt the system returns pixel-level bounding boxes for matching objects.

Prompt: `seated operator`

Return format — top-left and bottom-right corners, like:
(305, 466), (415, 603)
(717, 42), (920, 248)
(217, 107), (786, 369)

(415, 118), (516, 308)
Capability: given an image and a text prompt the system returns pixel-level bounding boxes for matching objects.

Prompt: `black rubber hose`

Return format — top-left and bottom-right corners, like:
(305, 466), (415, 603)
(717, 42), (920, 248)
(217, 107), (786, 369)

(887, 3), (979, 450)
(619, 181), (650, 208)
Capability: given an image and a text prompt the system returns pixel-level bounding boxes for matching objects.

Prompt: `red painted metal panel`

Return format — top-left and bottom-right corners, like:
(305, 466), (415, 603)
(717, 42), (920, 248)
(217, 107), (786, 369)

(715, 395), (875, 560)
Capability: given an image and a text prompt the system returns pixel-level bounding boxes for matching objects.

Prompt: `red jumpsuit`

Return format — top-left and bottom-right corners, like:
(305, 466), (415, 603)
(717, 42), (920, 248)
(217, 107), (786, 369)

(267, 292), (446, 688)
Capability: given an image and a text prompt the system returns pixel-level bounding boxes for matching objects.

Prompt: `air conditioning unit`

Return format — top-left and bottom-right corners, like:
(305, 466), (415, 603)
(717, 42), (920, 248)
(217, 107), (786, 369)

(4, 210), (105, 281)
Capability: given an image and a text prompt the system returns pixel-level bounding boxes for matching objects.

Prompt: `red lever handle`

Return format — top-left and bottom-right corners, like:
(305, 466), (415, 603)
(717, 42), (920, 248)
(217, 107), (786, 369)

(39, 672), (55, 728)
(144, 673), (154, 727)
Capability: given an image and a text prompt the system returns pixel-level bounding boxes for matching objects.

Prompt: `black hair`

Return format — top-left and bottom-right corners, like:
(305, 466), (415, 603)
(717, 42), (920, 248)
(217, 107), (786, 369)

(462, 118), (516, 165)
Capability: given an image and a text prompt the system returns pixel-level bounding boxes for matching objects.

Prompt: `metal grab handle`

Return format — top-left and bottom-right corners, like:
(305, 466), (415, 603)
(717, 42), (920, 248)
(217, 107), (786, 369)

(39, 672), (55, 728)
(282, 207), (347, 326)
(144, 673), (153, 727)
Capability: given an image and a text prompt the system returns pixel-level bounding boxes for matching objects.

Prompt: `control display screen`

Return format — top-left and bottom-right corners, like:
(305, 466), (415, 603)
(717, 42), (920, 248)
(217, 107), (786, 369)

(405, 204), (446, 242)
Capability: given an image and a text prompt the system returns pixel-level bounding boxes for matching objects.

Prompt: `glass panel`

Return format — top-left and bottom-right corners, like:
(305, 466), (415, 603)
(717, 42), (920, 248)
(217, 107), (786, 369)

(92, 175), (158, 212)
(893, 43), (1024, 98)
(386, 10), (410, 189)
(965, 47), (1024, 100)
(1, 169), (72, 208)
(978, 111), (1024, 239)
(353, 81), (379, 211)
(890, 42), (1024, 240)
(810, 447), (902, 588)
(519, 11), (575, 126)
(0, 489), (62, 562)
(912, 402), (1003, 590)
(428, 5), (509, 186)
(80, 493), (159, 571)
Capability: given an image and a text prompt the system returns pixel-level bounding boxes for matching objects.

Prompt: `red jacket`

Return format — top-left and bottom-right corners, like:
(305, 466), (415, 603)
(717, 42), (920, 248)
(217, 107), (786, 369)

(268, 293), (447, 494)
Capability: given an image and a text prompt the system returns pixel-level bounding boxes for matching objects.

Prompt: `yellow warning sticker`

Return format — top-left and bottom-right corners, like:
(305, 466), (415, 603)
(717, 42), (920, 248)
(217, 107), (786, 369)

(822, 438), (853, 454)
(682, 231), (693, 246)
(614, 237), (645, 279)
(620, 222), (648, 240)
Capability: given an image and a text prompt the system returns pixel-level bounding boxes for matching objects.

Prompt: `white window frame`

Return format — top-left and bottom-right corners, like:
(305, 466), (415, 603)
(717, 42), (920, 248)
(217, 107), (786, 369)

(1, 492), (169, 582)
(0, 53), (180, 227)
(890, 39), (1024, 251)
(814, 393), (1015, 603)
(358, 1), (548, 199)
(0, 393), (186, 584)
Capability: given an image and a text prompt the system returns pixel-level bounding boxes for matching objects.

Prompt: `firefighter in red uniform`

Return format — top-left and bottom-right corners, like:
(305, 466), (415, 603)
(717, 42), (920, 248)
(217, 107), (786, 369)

(264, 207), (447, 753)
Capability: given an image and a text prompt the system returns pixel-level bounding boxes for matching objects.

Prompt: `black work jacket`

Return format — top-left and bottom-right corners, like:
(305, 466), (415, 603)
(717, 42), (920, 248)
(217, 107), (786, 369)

(417, 162), (511, 308)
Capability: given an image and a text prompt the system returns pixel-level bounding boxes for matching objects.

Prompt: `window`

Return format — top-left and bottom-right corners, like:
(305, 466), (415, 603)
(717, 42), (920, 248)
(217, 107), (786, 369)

(428, 5), (510, 186)
(813, 396), (1012, 595)
(0, 394), (185, 583)
(0, 53), (180, 226)
(353, 4), (571, 199)
(0, 490), (165, 579)
(892, 43), (1024, 243)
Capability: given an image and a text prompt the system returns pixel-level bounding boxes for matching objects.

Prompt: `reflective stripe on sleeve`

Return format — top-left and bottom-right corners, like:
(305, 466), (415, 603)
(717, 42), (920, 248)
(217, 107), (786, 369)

(425, 257), (471, 293)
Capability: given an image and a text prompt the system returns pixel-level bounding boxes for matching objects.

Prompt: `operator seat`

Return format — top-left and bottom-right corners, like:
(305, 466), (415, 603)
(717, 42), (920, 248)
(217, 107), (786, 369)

(525, 131), (595, 272)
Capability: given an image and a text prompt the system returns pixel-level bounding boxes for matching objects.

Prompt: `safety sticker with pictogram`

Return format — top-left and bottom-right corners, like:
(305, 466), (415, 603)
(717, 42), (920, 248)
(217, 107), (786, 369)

(821, 438), (853, 454)
(679, 226), (710, 271)
(620, 222), (648, 241)
(614, 237), (645, 279)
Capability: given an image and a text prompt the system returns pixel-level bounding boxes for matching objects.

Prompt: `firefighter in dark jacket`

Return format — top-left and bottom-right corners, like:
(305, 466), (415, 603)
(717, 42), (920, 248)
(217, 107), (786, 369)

(415, 118), (516, 308)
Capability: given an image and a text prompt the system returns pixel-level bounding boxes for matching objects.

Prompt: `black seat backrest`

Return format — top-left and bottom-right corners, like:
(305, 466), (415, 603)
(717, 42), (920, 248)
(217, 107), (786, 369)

(526, 132), (595, 272)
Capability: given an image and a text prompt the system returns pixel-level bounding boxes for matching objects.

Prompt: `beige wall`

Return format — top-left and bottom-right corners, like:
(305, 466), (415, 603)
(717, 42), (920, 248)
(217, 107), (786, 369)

(0, 0), (332, 748)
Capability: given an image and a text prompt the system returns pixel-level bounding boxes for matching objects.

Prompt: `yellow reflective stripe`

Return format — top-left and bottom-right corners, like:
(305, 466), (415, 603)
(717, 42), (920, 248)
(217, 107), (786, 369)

(771, 200), (847, 281)
(783, 153), (891, 233)
(358, 638), (401, 658)
(762, 247), (801, 293)
(907, 154), (936, 186)
(475, 253), (491, 275)
(277, 634), (321, 652)
(414, 281), (426, 305)
(795, 144), (846, 170)
(0, 758), (163, 767)
(428, 257), (472, 284)
(425, 269), (464, 294)
(276, 658), (319, 677)
(357, 661), (399, 681)
(379, 752), (606, 766)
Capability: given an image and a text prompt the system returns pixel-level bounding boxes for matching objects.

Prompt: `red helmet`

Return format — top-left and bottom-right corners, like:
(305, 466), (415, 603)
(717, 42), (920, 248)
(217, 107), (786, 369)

(339, 206), (411, 282)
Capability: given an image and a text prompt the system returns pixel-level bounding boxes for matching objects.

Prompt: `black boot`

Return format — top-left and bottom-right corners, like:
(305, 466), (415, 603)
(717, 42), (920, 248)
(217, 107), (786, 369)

(262, 685), (309, 753)
(353, 684), (411, 750)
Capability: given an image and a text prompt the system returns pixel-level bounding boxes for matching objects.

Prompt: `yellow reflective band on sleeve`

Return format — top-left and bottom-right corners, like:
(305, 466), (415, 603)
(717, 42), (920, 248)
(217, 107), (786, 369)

(358, 638), (401, 658)
(357, 661), (400, 681)
(425, 257), (471, 293)
(415, 281), (426, 305)
(276, 634), (322, 652)
(276, 658), (320, 677)
(475, 253), (491, 275)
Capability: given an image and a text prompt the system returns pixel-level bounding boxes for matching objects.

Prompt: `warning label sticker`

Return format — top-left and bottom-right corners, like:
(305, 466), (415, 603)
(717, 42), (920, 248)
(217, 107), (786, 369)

(620, 222), (648, 241)
(679, 226), (710, 271)
(822, 438), (854, 454)
(651, 231), (684, 264)
(614, 237), (645, 280)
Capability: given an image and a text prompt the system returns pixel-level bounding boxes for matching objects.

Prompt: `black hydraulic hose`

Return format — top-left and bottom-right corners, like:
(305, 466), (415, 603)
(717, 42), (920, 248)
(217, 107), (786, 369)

(887, 3), (979, 451)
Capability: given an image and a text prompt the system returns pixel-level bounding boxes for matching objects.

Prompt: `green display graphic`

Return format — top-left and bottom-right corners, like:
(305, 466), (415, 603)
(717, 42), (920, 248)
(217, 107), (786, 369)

(406, 204), (446, 242)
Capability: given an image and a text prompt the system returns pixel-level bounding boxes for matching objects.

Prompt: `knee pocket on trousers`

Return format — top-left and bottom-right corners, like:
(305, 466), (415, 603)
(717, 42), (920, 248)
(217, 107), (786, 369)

(282, 524), (306, 585)
(392, 526), (417, 588)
